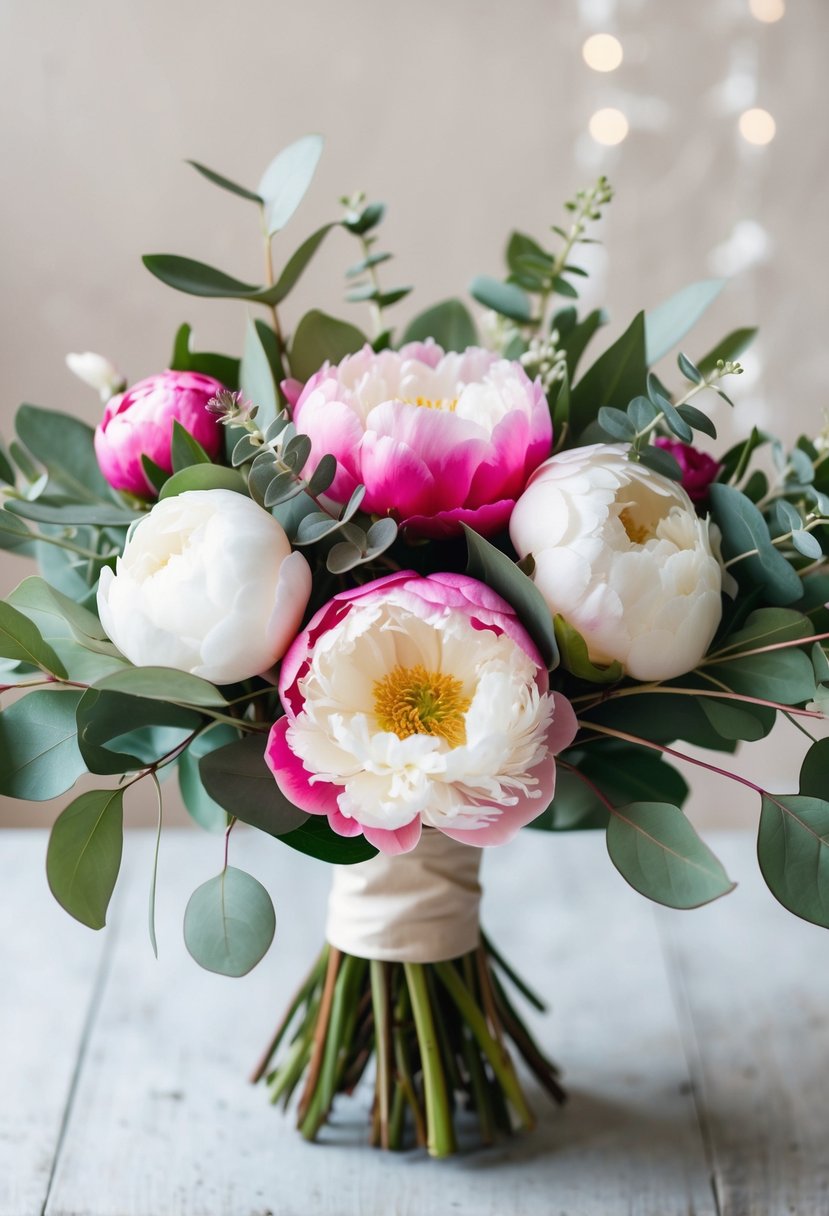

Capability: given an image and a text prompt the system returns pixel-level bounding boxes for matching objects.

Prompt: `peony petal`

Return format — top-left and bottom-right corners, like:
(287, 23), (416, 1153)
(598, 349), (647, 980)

(264, 718), (341, 817)
(440, 755), (559, 847)
(362, 817), (423, 855)
(401, 499), (515, 539)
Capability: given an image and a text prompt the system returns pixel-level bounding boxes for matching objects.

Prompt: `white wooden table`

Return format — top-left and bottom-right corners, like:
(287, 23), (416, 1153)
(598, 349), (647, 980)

(2, 830), (828, 1216)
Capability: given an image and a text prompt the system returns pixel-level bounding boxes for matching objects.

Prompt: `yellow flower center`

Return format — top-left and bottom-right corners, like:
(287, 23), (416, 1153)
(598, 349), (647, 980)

(619, 506), (655, 545)
(402, 395), (459, 413)
(373, 664), (471, 747)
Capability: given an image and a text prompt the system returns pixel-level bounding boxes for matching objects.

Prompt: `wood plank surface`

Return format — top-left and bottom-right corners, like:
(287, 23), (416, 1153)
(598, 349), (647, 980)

(0, 832), (111, 1216)
(38, 830), (715, 1216)
(658, 835), (829, 1216)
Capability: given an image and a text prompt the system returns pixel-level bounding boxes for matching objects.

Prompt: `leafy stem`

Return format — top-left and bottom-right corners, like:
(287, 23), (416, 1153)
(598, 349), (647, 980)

(259, 205), (289, 373)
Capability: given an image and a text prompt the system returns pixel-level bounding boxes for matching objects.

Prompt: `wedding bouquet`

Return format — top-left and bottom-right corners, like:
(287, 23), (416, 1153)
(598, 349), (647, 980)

(3, 136), (828, 1158)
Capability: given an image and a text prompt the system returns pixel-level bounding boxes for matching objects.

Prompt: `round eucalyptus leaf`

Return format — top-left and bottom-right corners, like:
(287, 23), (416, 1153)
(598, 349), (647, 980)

(184, 867), (276, 977)
(46, 788), (124, 929)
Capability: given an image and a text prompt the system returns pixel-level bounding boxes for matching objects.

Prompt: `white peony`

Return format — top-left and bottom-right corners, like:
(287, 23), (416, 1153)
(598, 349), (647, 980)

(509, 443), (723, 681)
(97, 489), (311, 684)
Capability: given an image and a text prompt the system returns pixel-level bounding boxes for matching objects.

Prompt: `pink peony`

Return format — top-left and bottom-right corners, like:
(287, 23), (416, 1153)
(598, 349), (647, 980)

(285, 342), (552, 537)
(654, 438), (721, 504)
(265, 570), (577, 855)
(94, 370), (225, 496)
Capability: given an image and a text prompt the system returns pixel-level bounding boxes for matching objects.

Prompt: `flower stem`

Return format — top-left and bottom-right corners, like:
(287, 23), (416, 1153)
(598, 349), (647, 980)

(404, 962), (457, 1158)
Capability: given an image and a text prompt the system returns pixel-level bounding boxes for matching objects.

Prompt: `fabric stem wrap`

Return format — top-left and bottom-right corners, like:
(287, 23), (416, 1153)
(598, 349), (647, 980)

(325, 829), (483, 963)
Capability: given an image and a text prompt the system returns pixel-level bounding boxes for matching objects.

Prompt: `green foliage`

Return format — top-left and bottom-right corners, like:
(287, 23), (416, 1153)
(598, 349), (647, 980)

(402, 300), (477, 351)
(184, 867), (276, 976)
(553, 616), (622, 684)
(186, 160), (263, 203)
(76, 688), (200, 775)
(278, 815), (379, 865)
(758, 794), (829, 928)
(258, 135), (324, 235)
(569, 311), (647, 436)
(0, 601), (67, 676)
(169, 322), (240, 389)
(644, 279), (724, 365)
(0, 690), (86, 800)
(462, 527), (558, 670)
(46, 788), (124, 929)
(709, 483), (804, 605)
(15, 404), (113, 503)
(91, 666), (227, 706)
(158, 464), (246, 500)
(177, 726), (238, 832)
(198, 734), (310, 837)
(469, 276), (532, 323)
(290, 310), (366, 382)
(607, 802), (735, 908)
(171, 420), (211, 472)
(240, 316), (280, 428)
(697, 327), (758, 378)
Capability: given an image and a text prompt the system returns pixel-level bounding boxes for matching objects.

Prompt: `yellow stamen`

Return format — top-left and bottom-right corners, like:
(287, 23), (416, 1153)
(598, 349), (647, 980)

(373, 663), (471, 747)
(619, 506), (653, 545)
(401, 395), (459, 412)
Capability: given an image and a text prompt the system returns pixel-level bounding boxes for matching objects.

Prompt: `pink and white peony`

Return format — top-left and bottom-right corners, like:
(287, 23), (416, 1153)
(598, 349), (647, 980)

(97, 489), (311, 684)
(265, 571), (577, 855)
(510, 443), (723, 681)
(94, 370), (224, 497)
(285, 342), (552, 537)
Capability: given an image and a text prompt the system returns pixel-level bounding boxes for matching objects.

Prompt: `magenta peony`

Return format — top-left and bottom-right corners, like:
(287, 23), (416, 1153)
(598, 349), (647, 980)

(94, 369), (224, 496)
(265, 570), (577, 855)
(285, 342), (552, 537)
(654, 437), (721, 503)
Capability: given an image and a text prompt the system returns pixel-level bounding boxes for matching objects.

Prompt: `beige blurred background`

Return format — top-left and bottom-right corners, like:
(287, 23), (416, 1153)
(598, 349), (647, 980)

(1, 0), (826, 830)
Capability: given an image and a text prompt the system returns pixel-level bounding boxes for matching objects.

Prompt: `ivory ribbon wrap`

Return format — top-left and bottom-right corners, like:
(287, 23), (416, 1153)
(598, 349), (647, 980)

(325, 829), (483, 963)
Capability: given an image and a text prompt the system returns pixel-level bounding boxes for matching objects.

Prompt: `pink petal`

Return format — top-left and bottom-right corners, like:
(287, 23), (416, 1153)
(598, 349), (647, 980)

(359, 434), (436, 518)
(362, 817), (423, 855)
(264, 718), (340, 817)
(440, 756), (559, 847)
(328, 807), (365, 837)
(547, 691), (578, 754)
(401, 499), (515, 539)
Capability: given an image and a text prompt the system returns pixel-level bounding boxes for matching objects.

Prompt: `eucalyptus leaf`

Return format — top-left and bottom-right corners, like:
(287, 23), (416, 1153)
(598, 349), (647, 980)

(714, 649), (816, 705)
(258, 134), (324, 235)
(158, 464), (246, 500)
(554, 615), (622, 684)
(709, 483), (803, 605)
(199, 734), (310, 837)
(676, 403), (717, 439)
(607, 801), (735, 908)
(169, 322), (240, 389)
(645, 279), (724, 365)
(76, 688), (200, 774)
(463, 526), (558, 670)
(559, 308), (608, 380)
(710, 607), (812, 657)
(468, 276), (532, 323)
(184, 867), (276, 976)
(178, 726), (239, 832)
(93, 666), (227, 706)
(597, 406), (635, 441)
(142, 254), (263, 300)
(306, 453), (337, 496)
(15, 404), (112, 502)
(278, 815), (379, 864)
(46, 788), (124, 930)
(758, 794), (829, 928)
(239, 317), (279, 429)
(290, 310), (366, 383)
(699, 696), (774, 742)
(697, 327), (758, 378)
(0, 602), (67, 676)
(570, 311), (647, 435)
(0, 690), (86, 800)
(7, 575), (109, 645)
(402, 299), (477, 351)
(0, 509), (33, 553)
(267, 223), (336, 304)
(792, 529), (823, 559)
(171, 420), (211, 471)
(186, 160), (263, 203)
(326, 541), (364, 573)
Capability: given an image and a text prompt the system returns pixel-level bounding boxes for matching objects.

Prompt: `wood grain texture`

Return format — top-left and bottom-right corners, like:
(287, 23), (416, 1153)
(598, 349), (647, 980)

(38, 830), (713, 1216)
(0, 832), (109, 1216)
(4, 830), (829, 1215)
(658, 835), (829, 1216)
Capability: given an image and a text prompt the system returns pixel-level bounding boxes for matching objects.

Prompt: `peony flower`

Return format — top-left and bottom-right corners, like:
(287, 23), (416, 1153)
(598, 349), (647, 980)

(654, 438), (721, 504)
(265, 571), (577, 854)
(66, 351), (126, 402)
(94, 370), (225, 497)
(509, 443), (723, 681)
(97, 489), (311, 684)
(286, 342), (552, 538)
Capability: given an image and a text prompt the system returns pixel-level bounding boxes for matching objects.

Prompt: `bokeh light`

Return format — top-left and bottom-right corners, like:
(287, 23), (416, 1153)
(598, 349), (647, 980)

(749, 0), (785, 22)
(588, 108), (629, 146)
(739, 107), (776, 145)
(582, 34), (624, 72)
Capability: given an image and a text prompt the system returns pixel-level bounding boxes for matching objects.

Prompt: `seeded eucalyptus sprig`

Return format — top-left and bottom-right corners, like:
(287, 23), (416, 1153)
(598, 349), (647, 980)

(598, 353), (744, 481)
(341, 192), (411, 344)
(470, 175), (613, 337)
(208, 388), (398, 574)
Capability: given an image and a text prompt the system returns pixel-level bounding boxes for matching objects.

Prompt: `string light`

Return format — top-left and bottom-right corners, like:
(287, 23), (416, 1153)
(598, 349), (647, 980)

(739, 107), (776, 145)
(588, 108), (629, 146)
(582, 33), (624, 72)
(748, 0), (785, 22)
